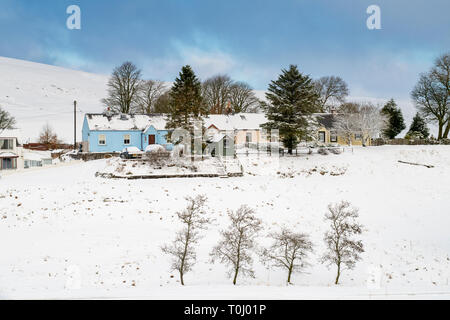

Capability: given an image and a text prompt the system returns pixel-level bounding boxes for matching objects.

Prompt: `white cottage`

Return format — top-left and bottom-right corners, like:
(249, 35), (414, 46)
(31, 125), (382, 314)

(0, 137), (24, 170)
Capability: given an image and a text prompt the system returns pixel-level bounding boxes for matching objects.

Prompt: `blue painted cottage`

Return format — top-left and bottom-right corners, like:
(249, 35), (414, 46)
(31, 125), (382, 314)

(82, 113), (172, 153)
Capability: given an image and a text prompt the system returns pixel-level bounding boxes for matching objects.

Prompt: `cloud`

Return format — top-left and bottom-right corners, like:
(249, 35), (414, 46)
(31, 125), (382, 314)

(139, 34), (279, 90)
(171, 41), (237, 78)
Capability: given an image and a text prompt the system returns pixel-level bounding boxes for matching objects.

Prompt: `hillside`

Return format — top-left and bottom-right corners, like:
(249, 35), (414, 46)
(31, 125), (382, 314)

(0, 56), (108, 143)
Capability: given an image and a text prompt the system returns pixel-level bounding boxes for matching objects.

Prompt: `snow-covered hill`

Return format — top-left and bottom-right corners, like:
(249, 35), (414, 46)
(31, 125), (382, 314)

(0, 56), (108, 143)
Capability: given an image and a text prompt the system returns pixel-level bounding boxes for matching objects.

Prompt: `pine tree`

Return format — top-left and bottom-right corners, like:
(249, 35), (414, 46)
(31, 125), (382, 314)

(381, 99), (406, 139)
(166, 65), (206, 135)
(406, 112), (430, 139)
(262, 65), (319, 154)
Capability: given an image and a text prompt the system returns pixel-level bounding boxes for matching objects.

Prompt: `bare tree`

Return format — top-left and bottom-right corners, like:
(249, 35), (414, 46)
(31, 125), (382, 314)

(355, 103), (387, 146)
(333, 102), (386, 146)
(333, 102), (361, 145)
(0, 106), (16, 135)
(161, 195), (210, 285)
(411, 53), (450, 139)
(101, 61), (142, 114)
(321, 201), (364, 285)
(202, 74), (233, 114)
(315, 76), (349, 112)
(229, 82), (261, 113)
(210, 205), (262, 285)
(202, 76), (260, 114)
(154, 91), (173, 113)
(137, 80), (167, 114)
(261, 228), (313, 284)
(38, 123), (59, 146)
(161, 195), (210, 286)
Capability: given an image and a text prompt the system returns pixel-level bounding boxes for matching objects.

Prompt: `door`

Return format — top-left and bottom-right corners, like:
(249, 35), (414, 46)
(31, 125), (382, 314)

(148, 135), (156, 145)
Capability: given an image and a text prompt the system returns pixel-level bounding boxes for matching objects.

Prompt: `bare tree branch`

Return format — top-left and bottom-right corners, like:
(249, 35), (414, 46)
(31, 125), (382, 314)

(261, 227), (313, 284)
(315, 76), (349, 112)
(210, 205), (262, 285)
(161, 195), (211, 285)
(101, 61), (142, 114)
(321, 201), (364, 285)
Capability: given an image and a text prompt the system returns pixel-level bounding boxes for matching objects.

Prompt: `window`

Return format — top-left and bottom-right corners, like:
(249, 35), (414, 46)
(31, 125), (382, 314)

(98, 134), (106, 145)
(319, 131), (326, 143)
(330, 131), (338, 143)
(355, 133), (362, 140)
(123, 134), (131, 145)
(0, 139), (13, 150)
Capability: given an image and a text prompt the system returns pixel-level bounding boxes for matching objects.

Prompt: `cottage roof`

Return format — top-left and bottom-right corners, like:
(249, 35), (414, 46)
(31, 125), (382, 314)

(85, 113), (168, 131)
(204, 113), (267, 131)
(315, 114), (336, 129)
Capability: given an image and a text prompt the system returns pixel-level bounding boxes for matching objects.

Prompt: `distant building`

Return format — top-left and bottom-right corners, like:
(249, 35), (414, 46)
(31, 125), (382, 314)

(204, 113), (270, 146)
(81, 113), (173, 153)
(23, 150), (53, 169)
(315, 114), (371, 146)
(0, 137), (23, 170)
(207, 132), (235, 157)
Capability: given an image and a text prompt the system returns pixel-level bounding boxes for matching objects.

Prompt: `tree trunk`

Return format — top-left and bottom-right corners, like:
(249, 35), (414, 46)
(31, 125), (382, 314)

(443, 121), (450, 139)
(335, 263), (341, 285)
(287, 268), (292, 284)
(179, 222), (191, 286)
(233, 268), (239, 285)
(438, 121), (443, 140)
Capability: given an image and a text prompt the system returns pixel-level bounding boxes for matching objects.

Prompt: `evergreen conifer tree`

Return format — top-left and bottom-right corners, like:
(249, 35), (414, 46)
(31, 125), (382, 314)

(381, 99), (406, 139)
(262, 65), (319, 154)
(166, 65), (206, 146)
(406, 112), (430, 139)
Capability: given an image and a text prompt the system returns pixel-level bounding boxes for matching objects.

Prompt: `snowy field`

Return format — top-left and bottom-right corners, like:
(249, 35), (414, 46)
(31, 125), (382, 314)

(0, 145), (449, 300)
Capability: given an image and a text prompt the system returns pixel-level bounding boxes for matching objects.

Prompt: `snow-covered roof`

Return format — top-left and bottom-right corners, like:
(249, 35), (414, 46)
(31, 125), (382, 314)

(85, 114), (168, 131)
(0, 152), (18, 158)
(85, 112), (269, 133)
(314, 113), (336, 129)
(23, 151), (52, 161)
(210, 133), (226, 143)
(204, 113), (267, 131)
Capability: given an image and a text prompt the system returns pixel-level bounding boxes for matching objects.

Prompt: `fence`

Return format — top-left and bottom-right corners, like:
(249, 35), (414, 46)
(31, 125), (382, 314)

(235, 143), (348, 157)
(371, 138), (450, 146)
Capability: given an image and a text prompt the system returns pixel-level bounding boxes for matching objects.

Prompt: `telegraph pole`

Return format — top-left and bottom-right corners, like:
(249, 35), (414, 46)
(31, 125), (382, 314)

(74, 100), (77, 150)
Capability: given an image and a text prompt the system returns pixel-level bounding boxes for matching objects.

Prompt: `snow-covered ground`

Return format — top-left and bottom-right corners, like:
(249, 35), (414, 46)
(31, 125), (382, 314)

(98, 156), (222, 177)
(0, 145), (449, 299)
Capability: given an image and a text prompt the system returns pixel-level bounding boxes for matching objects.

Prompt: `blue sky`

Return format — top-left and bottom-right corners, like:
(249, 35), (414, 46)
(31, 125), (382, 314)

(1, 0), (449, 100)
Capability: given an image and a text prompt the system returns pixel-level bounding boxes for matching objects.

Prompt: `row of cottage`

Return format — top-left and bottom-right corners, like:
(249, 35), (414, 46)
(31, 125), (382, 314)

(81, 112), (369, 153)
(0, 112), (368, 171)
